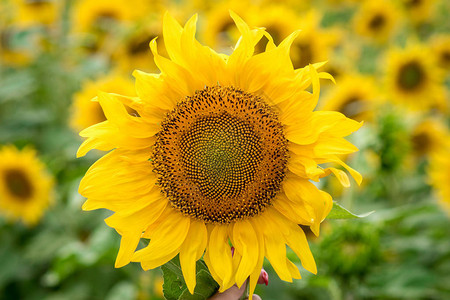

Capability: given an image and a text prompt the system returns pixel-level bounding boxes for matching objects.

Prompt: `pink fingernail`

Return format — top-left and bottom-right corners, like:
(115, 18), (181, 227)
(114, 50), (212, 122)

(258, 269), (269, 286)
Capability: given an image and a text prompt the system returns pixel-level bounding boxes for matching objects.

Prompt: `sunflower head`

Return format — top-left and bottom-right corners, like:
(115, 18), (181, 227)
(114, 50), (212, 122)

(77, 12), (362, 298)
(321, 74), (379, 122)
(431, 35), (450, 71)
(410, 118), (448, 158)
(385, 44), (447, 112)
(11, 0), (59, 27)
(0, 145), (54, 225)
(400, 0), (436, 23)
(353, 0), (399, 43)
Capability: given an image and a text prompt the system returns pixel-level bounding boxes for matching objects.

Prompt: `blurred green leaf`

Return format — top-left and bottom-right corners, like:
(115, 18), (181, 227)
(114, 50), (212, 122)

(327, 202), (374, 219)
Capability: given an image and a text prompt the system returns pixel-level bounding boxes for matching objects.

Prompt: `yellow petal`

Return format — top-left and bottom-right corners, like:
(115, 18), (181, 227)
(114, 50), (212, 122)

(133, 70), (178, 110)
(132, 209), (190, 262)
(97, 92), (159, 138)
(255, 214), (292, 282)
(233, 220), (259, 287)
(115, 234), (141, 268)
(179, 220), (208, 294)
(207, 225), (233, 286)
(323, 167), (351, 188)
(286, 259), (302, 279)
(283, 223), (317, 274)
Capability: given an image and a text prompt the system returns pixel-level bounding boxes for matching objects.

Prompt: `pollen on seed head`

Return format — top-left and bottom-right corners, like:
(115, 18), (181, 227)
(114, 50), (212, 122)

(153, 86), (288, 224)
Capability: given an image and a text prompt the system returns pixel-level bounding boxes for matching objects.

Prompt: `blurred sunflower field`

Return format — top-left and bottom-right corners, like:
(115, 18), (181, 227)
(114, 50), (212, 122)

(1, 0), (450, 299)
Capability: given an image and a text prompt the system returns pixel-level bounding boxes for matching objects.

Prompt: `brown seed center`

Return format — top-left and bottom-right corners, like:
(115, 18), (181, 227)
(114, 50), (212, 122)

(4, 169), (33, 200)
(153, 86), (288, 224)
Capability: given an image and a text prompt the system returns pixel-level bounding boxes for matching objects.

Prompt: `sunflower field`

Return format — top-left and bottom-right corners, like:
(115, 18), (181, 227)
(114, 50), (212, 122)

(1, 0), (449, 299)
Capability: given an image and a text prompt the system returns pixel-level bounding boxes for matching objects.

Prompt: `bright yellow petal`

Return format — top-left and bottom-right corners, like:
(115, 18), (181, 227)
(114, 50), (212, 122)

(132, 209), (191, 262)
(206, 225), (233, 287)
(232, 220), (259, 287)
(179, 220), (208, 294)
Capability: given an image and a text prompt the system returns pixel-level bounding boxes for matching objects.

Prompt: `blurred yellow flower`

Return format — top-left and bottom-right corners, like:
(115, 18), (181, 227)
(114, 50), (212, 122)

(385, 43), (447, 112)
(70, 74), (137, 133)
(429, 139), (450, 215)
(290, 10), (341, 69)
(353, 0), (399, 43)
(247, 8), (340, 69)
(410, 118), (448, 158)
(11, 0), (59, 27)
(72, 0), (149, 33)
(201, 0), (249, 51)
(399, 0), (436, 24)
(321, 74), (379, 122)
(113, 18), (163, 73)
(0, 145), (54, 225)
(77, 12), (362, 298)
(431, 34), (450, 71)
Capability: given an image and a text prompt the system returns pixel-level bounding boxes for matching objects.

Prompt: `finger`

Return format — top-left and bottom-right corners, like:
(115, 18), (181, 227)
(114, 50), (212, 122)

(257, 269), (269, 286)
(244, 295), (262, 300)
(209, 284), (246, 300)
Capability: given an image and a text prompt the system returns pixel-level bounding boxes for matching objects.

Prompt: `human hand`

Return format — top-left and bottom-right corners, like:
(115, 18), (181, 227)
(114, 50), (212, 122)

(208, 269), (268, 300)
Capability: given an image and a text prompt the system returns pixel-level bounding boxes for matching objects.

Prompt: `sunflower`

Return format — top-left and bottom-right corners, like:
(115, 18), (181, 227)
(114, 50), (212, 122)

(10, 0), (59, 27)
(385, 43), (447, 112)
(410, 118), (448, 158)
(429, 139), (450, 215)
(431, 35), (450, 71)
(72, 0), (149, 33)
(201, 0), (250, 51)
(399, 0), (436, 24)
(113, 15), (164, 73)
(246, 4), (302, 54)
(353, 0), (399, 43)
(320, 74), (378, 122)
(70, 74), (137, 132)
(77, 12), (362, 298)
(290, 10), (341, 69)
(0, 145), (54, 225)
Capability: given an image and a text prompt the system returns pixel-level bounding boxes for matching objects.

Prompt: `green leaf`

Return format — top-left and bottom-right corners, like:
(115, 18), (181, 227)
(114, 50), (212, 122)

(327, 201), (374, 219)
(161, 256), (219, 300)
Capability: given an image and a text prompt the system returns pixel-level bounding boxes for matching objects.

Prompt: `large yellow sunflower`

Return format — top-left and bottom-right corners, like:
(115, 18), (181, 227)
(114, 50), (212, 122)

(353, 0), (399, 43)
(0, 145), (54, 225)
(385, 43), (447, 112)
(70, 73), (137, 133)
(77, 12), (362, 298)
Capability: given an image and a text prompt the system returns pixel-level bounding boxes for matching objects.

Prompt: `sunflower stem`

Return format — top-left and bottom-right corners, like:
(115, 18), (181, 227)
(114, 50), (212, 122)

(239, 279), (249, 300)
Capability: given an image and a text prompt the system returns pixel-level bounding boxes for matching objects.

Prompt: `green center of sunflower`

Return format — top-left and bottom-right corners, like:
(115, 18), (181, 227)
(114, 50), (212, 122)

(153, 86), (287, 224)
(397, 61), (425, 91)
(4, 169), (33, 200)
